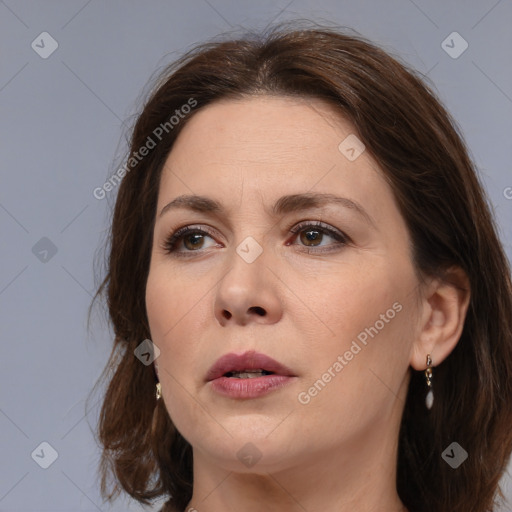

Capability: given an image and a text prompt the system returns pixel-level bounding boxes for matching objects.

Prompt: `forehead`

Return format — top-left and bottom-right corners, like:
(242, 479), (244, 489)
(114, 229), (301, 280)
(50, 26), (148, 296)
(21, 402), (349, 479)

(160, 95), (387, 198)
(168, 94), (357, 162)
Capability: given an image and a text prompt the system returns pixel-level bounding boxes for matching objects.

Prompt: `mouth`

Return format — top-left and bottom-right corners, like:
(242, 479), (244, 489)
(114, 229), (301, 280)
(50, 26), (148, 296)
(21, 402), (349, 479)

(206, 350), (295, 381)
(223, 369), (274, 379)
(206, 350), (296, 399)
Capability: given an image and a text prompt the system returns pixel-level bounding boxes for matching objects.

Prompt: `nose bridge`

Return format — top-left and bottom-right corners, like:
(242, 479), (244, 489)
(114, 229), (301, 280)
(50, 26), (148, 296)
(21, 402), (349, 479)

(222, 234), (267, 302)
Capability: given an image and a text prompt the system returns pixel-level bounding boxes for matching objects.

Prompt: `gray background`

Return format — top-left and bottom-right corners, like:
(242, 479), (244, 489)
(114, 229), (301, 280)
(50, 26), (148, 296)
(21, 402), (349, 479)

(1, 0), (511, 510)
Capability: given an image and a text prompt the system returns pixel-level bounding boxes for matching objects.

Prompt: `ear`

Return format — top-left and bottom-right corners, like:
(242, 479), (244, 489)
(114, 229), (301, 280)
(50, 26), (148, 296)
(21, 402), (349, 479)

(410, 266), (471, 370)
(154, 360), (160, 380)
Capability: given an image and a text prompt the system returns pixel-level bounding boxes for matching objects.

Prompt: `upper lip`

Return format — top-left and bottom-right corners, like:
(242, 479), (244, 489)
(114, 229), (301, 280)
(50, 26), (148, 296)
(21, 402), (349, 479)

(206, 350), (295, 381)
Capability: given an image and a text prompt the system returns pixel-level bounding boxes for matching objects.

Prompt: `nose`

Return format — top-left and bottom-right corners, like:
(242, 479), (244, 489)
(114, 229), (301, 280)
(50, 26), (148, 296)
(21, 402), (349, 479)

(213, 249), (283, 326)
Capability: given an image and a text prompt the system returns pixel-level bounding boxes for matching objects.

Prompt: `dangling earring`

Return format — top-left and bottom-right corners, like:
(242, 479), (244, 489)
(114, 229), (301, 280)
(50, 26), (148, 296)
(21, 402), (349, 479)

(151, 384), (161, 438)
(425, 354), (433, 410)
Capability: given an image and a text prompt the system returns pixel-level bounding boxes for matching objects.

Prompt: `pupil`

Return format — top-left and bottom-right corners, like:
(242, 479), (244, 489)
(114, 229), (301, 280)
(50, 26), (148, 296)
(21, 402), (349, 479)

(185, 234), (203, 250)
(301, 229), (321, 246)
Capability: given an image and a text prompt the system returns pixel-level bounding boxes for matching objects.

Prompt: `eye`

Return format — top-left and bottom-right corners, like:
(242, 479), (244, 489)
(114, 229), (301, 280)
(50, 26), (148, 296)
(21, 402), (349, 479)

(162, 225), (219, 256)
(287, 221), (349, 253)
(162, 221), (350, 258)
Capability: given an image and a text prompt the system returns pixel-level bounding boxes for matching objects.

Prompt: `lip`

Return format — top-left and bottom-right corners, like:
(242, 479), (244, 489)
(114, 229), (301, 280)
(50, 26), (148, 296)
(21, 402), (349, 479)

(206, 350), (295, 381)
(206, 350), (296, 399)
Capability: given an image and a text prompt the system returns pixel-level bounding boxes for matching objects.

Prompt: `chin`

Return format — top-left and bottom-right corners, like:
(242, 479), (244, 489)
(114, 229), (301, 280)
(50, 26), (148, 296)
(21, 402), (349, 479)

(185, 418), (299, 471)
(219, 439), (297, 474)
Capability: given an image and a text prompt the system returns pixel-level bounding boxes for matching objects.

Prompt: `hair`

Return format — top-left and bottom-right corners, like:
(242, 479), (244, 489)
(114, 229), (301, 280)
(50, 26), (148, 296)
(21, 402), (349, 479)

(89, 21), (512, 512)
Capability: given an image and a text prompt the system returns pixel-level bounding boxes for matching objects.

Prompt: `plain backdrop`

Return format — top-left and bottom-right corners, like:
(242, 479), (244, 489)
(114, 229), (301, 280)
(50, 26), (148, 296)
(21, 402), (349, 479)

(1, 1), (511, 511)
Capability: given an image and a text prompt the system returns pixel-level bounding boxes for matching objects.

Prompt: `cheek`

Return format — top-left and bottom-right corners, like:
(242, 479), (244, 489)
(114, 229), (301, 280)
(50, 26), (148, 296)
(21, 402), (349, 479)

(146, 276), (171, 341)
(145, 263), (216, 386)
(146, 265), (196, 336)
(295, 265), (398, 346)
(146, 271), (207, 431)
(146, 268), (195, 370)
(299, 266), (414, 393)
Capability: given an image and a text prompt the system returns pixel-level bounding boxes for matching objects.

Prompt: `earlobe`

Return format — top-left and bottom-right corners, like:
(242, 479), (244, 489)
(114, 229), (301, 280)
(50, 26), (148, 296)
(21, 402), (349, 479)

(410, 267), (471, 371)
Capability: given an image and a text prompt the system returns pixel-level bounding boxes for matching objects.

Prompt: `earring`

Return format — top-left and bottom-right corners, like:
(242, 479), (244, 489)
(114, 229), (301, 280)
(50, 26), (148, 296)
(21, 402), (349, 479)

(425, 354), (433, 410)
(151, 385), (160, 438)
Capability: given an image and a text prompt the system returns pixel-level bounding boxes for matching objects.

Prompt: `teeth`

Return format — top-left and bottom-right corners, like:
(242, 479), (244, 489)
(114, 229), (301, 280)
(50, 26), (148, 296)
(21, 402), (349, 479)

(233, 372), (264, 379)
(228, 369), (270, 379)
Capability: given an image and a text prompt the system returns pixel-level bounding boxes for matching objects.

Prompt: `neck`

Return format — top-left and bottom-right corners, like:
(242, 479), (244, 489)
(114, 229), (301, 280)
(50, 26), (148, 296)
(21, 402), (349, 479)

(185, 413), (407, 512)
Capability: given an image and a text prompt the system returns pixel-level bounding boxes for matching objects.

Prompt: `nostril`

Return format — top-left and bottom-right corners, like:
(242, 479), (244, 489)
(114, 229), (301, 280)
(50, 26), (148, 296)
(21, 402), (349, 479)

(249, 306), (265, 316)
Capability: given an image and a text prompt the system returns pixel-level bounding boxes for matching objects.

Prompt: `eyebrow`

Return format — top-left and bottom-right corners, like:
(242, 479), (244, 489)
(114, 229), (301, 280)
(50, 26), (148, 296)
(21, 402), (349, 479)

(159, 192), (375, 227)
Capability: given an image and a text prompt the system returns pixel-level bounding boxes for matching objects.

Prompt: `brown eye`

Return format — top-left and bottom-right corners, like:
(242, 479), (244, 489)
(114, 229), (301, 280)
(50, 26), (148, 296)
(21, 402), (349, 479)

(163, 226), (218, 255)
(183, 233), (206, 250)
(299, 228), (324, 247)
(289, 221), (349, 252)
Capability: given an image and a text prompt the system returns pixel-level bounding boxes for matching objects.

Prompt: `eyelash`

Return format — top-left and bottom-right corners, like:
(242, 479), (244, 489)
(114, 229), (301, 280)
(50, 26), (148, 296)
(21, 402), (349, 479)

(161, 221), (350, 258)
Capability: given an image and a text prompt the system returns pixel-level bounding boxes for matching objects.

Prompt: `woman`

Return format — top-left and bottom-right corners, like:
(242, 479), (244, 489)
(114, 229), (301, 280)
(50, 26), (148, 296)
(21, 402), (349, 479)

(91, 23), (512, 512)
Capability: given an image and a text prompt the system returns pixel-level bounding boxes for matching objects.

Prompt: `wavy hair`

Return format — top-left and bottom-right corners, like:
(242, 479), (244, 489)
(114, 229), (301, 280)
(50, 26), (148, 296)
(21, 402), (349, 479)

(89, 22), (512, 512)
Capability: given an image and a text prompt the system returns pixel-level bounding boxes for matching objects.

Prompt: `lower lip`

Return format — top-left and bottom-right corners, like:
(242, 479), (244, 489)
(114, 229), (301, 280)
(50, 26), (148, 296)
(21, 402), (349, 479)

(208, 375), (295, 398)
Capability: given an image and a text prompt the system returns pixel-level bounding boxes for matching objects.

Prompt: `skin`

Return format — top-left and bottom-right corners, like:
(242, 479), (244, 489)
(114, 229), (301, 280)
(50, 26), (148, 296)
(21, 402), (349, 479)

(145, 95), (470, 512)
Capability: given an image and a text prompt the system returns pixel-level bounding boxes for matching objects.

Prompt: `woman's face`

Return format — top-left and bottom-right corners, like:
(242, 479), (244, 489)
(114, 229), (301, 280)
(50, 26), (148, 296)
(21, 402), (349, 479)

(146, 95), (423, 473)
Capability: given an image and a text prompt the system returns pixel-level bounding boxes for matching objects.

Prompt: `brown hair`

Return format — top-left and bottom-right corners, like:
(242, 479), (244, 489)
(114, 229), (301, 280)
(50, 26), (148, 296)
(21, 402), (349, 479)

(89, 22), (512, 512)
